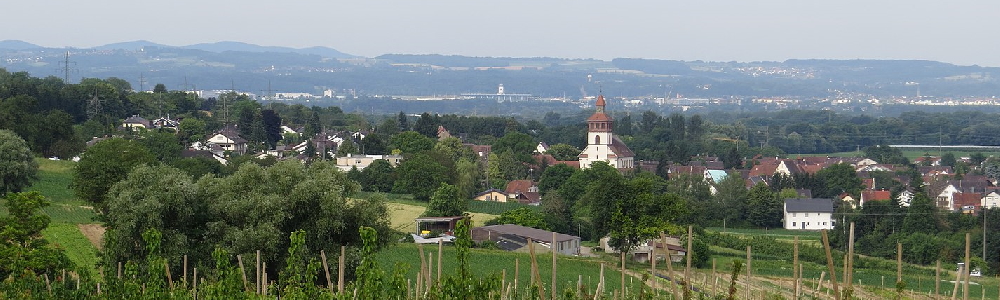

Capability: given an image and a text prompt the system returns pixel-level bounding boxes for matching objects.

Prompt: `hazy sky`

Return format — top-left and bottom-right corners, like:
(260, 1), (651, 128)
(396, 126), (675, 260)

(6, 0), (1000, 66)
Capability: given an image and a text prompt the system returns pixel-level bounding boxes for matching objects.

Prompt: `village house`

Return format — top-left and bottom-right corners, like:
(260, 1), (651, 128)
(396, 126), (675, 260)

(504, 180), (541, 205)
(859, 190), (892, 208)
(335, 154), (402, 172)
(473, 189), (507, 202)
(783, 198), (835, 230)
(122, 115), (151, 130)
(206, 125), (247, 155)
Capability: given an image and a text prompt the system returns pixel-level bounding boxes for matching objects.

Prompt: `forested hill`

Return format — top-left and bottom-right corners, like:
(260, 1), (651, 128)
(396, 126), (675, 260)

(2, 40), (999, 98)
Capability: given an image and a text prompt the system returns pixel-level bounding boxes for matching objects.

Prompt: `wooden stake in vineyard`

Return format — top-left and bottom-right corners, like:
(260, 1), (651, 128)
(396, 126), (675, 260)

(745, 245), (752, 300)
(321, 250), (333, 292)
(820, 229), (841, 300)
(660, 232), (678, 299)
(620, 252), (626, 298)
(552, 232), (558, 300)
(963, 233), (971, 300)
(793, 236), (799, 299)
(935, 260), (941, 300)
(338, 245), (346, 293)
(237, 254), (249, 292)
(437, 239), (443, 282)
(848, 222), (855, 290)
(255, 251), (260, 294)
(685, 225), (693, 293)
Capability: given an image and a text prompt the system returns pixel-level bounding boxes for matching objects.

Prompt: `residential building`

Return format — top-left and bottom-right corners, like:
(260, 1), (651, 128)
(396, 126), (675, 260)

(122, 115), (151, 130)
(335, 154), (402, 172)
(860, 190), (891, 207)
(983, 191), (1000, 208)
(206, 126), (247, 155)
(784, 198), (835, 230)
(505, 180), (540, 205)
(473, 189), (507, 202)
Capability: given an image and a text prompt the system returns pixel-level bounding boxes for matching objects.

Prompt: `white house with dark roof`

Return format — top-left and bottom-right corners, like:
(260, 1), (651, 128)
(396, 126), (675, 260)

(783, 198), (835, 230)
(122, 115), (151, 130)
(578, 95), (635, 169)
(206, 125), (247, 155)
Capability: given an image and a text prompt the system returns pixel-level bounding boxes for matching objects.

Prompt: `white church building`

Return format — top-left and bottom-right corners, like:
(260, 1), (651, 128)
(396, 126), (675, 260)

(578, 95), (635, 169)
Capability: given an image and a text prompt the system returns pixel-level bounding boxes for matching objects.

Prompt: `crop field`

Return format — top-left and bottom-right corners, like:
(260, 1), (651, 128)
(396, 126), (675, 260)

(376, 243), (635, 295)
(1, 158), (101, 275)
(42, 222), (100, 275)
(708, 227), (822, 246)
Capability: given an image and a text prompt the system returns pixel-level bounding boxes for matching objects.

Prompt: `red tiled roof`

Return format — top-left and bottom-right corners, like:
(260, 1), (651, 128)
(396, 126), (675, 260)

(953, 192), (982, 209)
(587, 112), (612, 122)
(861, 190), (891, 201)
(505, 180), (535, 195)
(596, 94), (606, 107)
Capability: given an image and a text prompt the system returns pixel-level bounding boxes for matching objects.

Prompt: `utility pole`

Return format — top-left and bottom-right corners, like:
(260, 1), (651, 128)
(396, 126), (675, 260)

(57, 51), (77, 83)
(139, 73), (146, 92)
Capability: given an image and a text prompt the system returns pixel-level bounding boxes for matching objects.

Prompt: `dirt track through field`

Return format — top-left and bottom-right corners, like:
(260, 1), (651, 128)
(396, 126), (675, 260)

(77, 223), (105, 249)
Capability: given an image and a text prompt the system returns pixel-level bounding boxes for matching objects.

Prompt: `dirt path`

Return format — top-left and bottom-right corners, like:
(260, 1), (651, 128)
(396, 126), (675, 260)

(77, 223), (105, 249)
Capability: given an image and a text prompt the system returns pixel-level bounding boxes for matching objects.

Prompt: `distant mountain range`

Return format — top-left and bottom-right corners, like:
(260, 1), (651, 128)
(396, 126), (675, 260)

(0, 39), (356, 59)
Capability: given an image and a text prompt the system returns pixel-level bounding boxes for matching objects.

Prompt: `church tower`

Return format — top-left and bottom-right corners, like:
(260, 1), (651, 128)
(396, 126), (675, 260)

(586, 95), (613, 148)
(579, 94), (634, 169)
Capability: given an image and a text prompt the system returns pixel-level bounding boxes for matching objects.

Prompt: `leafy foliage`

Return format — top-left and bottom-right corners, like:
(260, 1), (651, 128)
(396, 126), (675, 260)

(0, 192), (74, 279)
(0, 130), (38, 195)
(73, 138), (156, 209)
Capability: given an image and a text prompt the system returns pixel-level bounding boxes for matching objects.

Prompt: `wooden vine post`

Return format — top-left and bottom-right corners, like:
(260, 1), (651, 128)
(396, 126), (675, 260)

(821, 229), (841, 300)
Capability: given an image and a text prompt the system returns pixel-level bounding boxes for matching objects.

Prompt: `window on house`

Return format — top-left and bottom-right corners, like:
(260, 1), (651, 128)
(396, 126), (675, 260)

(805, 213), (809, 217)
(792, 222), (796, 227)
(793, 213), (797, 217)
(595, 135), (601, 144)
(823, 222), (827, 225)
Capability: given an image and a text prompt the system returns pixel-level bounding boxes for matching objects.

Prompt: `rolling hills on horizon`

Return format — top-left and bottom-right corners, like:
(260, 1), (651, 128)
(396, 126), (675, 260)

(0, 39), (356, 59)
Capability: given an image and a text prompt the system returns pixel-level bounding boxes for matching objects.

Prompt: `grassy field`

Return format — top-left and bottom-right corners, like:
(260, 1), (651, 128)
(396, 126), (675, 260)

(387, 202), (498, 233)
(707, 227), (822, 246)
(2, 158), (101, 275)
(376, 243), (634, 295)
(43, 222), (100, 275)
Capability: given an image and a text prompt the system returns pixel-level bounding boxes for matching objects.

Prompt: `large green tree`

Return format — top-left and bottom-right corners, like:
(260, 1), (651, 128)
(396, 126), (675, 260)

(392, 153), (449, 201)
(545, 143), (581, 161)
(102, 165), (208, 269)
(485, 207), (549, 230)
(73, 138), (156, 209)
(389, 131), (435, 154)
(814, 163), (864, 199)
(424, 183), (465, 217)
(746, 183), (782, 228)
(0, 130), (38, 195)
(359, 159), (395, 193)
